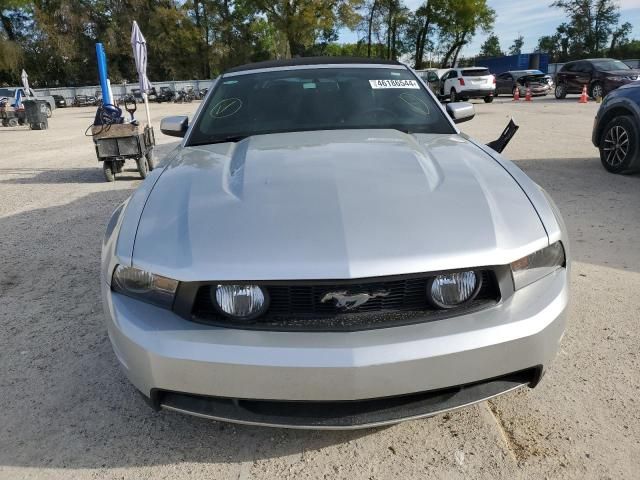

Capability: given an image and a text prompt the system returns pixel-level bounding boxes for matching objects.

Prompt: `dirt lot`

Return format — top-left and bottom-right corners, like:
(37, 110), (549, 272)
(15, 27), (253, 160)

(1, 96), (639, 480)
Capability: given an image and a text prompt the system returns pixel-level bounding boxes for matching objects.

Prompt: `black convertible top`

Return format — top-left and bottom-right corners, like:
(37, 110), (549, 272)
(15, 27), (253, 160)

(225, 57), (403, 74)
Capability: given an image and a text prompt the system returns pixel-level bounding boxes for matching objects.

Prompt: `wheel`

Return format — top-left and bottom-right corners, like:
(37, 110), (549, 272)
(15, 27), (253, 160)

(136, 156), (149, 179)
(590, 82), (604, 100)
(484, 96), (494, 103)
(103, 162), (116, 182)
(145, 149), (156, 171)
(1, 119), (8, 127)
(7, 118), (18, 127)
(599, 116), (640, 174)
(46, 104), (52, 118)
(450, 89), (457, 102)
(555, 83), (567, 99)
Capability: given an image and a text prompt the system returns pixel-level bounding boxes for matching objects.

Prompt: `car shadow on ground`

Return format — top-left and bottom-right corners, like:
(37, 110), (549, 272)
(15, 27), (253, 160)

(0, 153), (638, 471)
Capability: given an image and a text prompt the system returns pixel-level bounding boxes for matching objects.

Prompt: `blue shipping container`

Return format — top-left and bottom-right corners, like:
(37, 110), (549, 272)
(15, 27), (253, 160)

(475, 54), (549, 74)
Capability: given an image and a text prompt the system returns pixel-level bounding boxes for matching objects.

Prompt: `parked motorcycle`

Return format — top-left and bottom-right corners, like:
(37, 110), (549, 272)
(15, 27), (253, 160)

(174, 88), (194, 103)
(154, 86), (176, 103)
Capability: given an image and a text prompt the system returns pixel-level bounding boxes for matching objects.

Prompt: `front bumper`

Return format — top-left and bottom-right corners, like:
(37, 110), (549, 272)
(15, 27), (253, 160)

(102, 268), (568, 428)
(603, 78), (637, 95)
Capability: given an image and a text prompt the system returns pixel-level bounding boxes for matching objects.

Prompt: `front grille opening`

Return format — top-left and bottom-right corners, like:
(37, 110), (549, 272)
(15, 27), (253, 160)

(155, 367), (540, 428)
(189, 270), (500, 332)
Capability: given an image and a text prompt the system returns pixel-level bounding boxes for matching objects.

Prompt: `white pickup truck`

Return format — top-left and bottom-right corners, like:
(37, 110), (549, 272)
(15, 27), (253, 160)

(0, 87), (56, 117)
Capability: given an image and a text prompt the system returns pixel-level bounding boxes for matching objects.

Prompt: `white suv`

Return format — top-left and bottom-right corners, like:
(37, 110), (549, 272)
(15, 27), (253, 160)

(441, 67), (496, 103)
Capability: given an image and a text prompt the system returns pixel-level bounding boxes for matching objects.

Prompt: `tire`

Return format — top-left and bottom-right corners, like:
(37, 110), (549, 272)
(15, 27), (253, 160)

(8, 118), (18, 127)
(136, 156), (149, 179)
(599, 115), (640, 174)
(484, 96), (494, 103)
(555, 83), (567, 99)
(145, 149), (156, 171)
(590, 82), (604, 100)
(103, 162), (116, 182)
(46, 104), (52, 118)
(450, 89), (457, 103)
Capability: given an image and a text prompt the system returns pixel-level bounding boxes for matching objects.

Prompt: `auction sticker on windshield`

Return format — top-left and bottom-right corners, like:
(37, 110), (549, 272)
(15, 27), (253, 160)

(369, 79), (420, 89)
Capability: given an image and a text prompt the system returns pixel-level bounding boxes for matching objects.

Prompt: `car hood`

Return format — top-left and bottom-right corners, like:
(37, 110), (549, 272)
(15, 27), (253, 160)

(132, 130), (548, 281)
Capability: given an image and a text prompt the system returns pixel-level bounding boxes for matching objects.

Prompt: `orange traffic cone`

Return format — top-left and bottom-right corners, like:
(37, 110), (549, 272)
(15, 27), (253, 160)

(579, 85), (588, 103)
(525, 87), (532, 101)
(513, 87), (520, 101)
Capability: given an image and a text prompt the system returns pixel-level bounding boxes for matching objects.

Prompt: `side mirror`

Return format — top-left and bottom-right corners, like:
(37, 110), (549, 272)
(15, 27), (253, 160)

(427, 73), (439, 82)
(160, 115), (188, 137)
(446, 102), (475, 124)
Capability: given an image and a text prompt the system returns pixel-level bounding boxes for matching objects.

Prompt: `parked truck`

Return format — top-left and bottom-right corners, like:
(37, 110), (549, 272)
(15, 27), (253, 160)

(0, 87), (56, 118)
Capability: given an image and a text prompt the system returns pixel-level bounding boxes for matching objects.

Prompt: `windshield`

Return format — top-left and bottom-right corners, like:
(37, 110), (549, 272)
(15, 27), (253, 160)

(593, 60), (630, 71)
(188, 67), (454, 146)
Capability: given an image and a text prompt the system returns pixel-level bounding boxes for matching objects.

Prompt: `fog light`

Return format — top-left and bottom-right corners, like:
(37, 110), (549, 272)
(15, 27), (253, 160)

(213, 285), (269, 320)
(427, 271), (481, 309)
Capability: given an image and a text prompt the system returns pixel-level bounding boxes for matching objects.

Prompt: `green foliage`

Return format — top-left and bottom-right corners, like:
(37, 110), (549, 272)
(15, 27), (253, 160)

(508, 35), (524, 55)
(0, 0), (496, 85)
(479, 33), (502, 58)
(539, 0), (635, 62)
(436, 0), (495, 67)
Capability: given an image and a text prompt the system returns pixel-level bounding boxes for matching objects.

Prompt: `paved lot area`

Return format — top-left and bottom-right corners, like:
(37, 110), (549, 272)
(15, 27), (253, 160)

(1, 96), (639, 479)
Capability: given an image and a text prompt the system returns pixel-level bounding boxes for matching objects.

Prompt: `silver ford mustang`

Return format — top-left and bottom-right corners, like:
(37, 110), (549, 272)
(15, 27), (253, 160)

(101, 57), (569, 429)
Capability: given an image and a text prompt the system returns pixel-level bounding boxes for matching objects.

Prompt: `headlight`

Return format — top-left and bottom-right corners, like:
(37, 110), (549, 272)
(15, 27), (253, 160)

(213, 285), (269, 320)
(427, 271), (482, 309)
(111, 265), (178, 308)
(511, 242), (565, 290)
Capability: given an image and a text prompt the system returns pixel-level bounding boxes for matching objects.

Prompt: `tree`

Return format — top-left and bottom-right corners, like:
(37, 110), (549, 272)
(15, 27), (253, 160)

(535, 33), (564, 61)
(0, 0), (30, 83)
(508, 35), (524, 55)
(609, 21), (632, 55)
(550, 0), (630, 57)
(479, 33), (502, 58)
(408, 0), (447, 69)
(253, 0), (362, 57)
(437, 0), (495, 68)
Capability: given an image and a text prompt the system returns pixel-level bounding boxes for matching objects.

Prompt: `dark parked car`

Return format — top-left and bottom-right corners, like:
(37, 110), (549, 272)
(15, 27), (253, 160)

(72, 94), (97, 107)
(623, 59), (640, 69)
(592, 81), (640, 174)
(495, 70), (552, 97)
(555, 58), (640, 99)
(155, 86), (176, 103)
(52, 94), (67, 108)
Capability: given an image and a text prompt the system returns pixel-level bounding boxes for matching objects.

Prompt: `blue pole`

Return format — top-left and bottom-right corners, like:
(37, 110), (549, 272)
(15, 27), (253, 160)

(95, 43), (112, 106)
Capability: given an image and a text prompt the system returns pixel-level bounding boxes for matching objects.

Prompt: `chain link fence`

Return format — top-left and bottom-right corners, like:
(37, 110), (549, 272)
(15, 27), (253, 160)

(34, 79), (216, 103)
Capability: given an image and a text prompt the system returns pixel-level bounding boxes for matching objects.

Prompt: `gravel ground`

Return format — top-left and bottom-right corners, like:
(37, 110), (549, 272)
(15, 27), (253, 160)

(1, 96), (639, 479)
